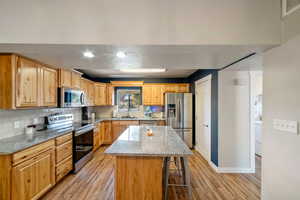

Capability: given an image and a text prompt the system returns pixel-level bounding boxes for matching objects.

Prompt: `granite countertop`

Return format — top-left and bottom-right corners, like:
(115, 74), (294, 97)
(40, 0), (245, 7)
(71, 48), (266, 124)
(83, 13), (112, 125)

(0, 117), (166, 155)
(0, 127), (73, 155)
(82, 117), (166, 124)
(105, 126), (193, 157)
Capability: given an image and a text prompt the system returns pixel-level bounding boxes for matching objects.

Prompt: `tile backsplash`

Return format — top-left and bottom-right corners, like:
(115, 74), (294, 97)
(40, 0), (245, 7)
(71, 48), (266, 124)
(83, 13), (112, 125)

(0, 108), (81, 140)
(0, 105), (165, 140)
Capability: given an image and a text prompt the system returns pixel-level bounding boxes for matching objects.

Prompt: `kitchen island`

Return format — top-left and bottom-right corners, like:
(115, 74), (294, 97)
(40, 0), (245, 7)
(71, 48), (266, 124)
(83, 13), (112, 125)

(105, 125), (193, 200)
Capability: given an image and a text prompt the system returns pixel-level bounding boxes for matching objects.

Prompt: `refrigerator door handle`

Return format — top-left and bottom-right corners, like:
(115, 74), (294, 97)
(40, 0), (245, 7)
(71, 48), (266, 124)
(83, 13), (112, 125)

(178, 99), (181, 124)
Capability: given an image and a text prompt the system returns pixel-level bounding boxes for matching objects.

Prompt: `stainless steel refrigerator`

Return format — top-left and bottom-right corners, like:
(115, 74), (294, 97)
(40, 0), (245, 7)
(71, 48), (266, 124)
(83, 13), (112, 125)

(165, 93), (193, 148)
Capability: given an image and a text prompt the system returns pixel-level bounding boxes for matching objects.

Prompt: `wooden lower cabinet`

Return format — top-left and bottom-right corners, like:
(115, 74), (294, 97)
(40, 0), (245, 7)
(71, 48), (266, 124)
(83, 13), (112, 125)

(55, 133), (73, 183)
(55, 156), (72, 183)
(55, 140), (72, 164)
(102, 121), (113, 144)
(112, 121), (139, 141)
(11, 147), (55, 200)
(0, 134), (74, 200)
(93, 123), (102, 151)
(115, 156), (163, 200)
(157, 120), (166, 126)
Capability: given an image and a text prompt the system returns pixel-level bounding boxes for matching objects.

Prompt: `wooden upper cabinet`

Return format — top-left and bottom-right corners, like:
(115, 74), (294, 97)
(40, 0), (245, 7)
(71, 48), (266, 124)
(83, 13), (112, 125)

(71, 71), (81, 89)
(0, 54), (58, 109)
(80, 78), (88, 94)
(41, 66), (57, 107)
(15, 57), (40, 108)
(59, 69), (82, 89)
(142, 85), (152, 105)
(58, 69), (72, 88)
(152, 85), (163, 105)
(177, 84), (190, 92)
(143, 85), (163, 106)
(106, 84), (114, 106)
(88, 81), (95, 106)
(163, 84), (190, 93)
(143, 84), (189, 106)
(94, 83), (107, 106)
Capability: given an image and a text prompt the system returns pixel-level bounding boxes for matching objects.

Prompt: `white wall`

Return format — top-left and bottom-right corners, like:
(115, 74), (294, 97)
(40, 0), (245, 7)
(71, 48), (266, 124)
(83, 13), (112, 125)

(218, 68), (251, 170)
(282, 7), (300, 42)
(262, 34), (300, 200)
(0, 108), (81, 140)
(0, 0), (281, 45)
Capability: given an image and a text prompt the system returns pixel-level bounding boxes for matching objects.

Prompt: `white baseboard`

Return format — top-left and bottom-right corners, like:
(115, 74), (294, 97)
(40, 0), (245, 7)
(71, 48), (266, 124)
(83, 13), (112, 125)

(217, 167), (255, 173)
(208, 161), (255, 173)
(208, 161), (218, 172)
(197, 148), (256, 174)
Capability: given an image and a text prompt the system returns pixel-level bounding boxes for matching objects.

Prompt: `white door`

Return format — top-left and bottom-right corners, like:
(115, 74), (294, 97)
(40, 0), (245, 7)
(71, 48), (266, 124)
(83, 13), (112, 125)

(195, 77), (211, 162)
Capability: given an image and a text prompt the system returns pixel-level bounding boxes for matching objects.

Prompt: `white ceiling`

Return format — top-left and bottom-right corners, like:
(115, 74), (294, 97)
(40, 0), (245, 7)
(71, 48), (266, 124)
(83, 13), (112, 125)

(0, 44), (274, 78)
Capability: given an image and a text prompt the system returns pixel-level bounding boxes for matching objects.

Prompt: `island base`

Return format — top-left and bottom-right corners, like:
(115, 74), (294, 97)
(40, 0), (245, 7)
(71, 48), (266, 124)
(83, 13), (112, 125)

(115, 156), (163, 200)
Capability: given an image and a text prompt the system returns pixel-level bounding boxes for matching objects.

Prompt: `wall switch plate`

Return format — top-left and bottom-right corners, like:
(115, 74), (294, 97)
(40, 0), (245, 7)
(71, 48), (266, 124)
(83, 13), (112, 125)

(273, 119), (298, 134)
(14, 121), (20, 129)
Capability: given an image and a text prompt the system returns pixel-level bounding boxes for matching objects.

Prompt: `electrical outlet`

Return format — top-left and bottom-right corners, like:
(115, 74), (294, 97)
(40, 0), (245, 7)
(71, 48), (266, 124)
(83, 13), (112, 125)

(273, 119), (298, 134)
(14, 121), (20, 129)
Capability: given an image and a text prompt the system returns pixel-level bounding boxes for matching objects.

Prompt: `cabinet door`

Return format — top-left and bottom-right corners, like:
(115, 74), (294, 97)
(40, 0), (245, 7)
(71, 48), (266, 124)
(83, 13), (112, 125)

(71, 72), (81, 89)
(59, 69), (72, 88)
(12, 149), (55, 200)
(177, 84), (189, 92)
(112, 121), (121, 141)
(142, 85), (152, 105)
(16, 58), (39, 107)
(157, 120), (166, 126)
(42, 67), (57, 107)
(95, 84), (107, 106)
(152, 86), (163, 105)
(88, 82), (95, 106)
(93, 126), (101, 151)
(103, 121), (113, 144)
(94, 84), (99, 105)
(80, 79), (88, 94)
(106, 84), (113, 105)
(100, 85), (107, 105)
(164, 85), (177, 93)
(99, 122), (105, 146)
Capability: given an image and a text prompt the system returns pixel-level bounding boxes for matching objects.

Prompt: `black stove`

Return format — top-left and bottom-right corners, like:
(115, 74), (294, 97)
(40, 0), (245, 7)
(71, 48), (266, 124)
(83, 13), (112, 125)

(45, 114), (94, 173)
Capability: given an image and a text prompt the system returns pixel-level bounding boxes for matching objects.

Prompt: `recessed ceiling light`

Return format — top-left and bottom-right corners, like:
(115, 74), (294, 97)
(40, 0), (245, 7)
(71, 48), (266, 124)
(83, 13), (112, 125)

(116, 51), (126, 58)
(120, 68), (166, 73)
(83, 51), (95, 58)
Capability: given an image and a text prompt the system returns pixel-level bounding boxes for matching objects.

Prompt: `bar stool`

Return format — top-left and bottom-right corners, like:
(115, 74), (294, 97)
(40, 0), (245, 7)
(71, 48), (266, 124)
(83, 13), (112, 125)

(163, 156), (192, 200)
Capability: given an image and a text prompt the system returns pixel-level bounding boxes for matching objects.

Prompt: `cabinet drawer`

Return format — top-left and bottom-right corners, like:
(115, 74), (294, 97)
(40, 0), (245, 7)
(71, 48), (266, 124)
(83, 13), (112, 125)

(55, 133), (72, 146)
(56, 156), (73, 182)
(56, 140), (72, 164)
(13, 140), (55, 166)
(119, 120), (139, 126)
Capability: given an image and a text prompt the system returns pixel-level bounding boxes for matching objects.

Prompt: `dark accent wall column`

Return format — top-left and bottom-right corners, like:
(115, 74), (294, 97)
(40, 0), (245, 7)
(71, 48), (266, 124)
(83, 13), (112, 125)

(188, 70), (219, 166)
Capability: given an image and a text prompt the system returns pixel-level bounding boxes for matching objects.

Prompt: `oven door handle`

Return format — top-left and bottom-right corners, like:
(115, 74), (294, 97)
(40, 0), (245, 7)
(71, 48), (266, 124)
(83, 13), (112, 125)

(74, 126), (94, 137)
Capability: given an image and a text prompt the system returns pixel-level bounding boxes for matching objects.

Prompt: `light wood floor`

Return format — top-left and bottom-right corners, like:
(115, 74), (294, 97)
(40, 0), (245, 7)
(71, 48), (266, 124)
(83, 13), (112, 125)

(42, 147), (261, 200)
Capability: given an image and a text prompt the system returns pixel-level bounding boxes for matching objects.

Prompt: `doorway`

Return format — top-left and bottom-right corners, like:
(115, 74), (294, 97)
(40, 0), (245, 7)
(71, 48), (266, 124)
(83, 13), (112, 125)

(250, 71), (263, 159)
(195, 75), (211, 162)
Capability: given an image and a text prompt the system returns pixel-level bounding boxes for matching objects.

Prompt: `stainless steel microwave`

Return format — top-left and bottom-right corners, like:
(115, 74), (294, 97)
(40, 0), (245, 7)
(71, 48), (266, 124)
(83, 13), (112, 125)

(59, 88), (87, 107)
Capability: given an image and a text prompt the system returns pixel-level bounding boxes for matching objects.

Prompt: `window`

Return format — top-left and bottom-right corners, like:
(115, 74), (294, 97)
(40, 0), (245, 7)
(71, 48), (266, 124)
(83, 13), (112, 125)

(115, 87), (142, 112)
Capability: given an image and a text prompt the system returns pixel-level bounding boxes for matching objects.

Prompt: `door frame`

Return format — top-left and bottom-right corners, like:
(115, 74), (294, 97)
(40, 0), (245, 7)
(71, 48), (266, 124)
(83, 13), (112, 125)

(249, 71), (263, 171)
(195, 75), (212, 162)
